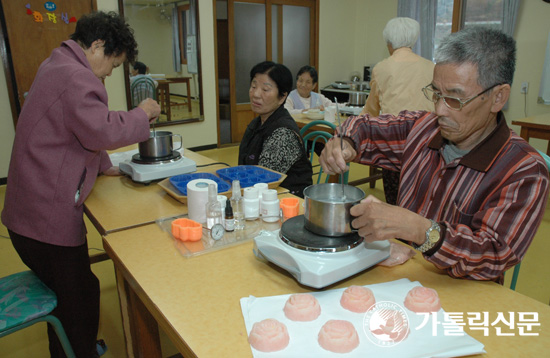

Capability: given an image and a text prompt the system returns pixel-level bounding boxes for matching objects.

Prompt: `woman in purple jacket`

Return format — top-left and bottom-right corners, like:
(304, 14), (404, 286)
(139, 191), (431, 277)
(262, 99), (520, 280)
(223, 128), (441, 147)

(1, 12), (160, 358)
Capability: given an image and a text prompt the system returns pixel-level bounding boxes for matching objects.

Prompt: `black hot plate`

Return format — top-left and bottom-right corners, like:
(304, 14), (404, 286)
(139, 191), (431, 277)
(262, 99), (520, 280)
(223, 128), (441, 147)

(279, 215), (363, 253)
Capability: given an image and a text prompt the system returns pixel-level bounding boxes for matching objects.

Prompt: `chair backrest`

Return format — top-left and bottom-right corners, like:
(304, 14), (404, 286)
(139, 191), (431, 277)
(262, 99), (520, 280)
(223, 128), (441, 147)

(302, 130), (347, 184)
(299, 120), (336, 137)
(130, 76), (156, 108)
(536, 149), (550, 170)
(507, 150), (549, 291)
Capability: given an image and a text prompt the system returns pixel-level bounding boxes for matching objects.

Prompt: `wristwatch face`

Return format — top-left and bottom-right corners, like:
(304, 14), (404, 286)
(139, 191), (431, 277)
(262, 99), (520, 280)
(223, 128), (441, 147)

(428, 229), (440, 243)
(211, 223), (225, 241)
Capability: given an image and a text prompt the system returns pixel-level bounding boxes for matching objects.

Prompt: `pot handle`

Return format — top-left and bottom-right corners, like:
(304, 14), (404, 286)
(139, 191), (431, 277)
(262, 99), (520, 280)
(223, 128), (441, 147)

(171, 134), (183, 151)
(349, 213), (360, 233)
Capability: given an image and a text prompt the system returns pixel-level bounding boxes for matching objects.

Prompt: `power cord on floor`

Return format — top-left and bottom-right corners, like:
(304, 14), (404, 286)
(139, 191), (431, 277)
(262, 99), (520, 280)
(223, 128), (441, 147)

(1, 234), (10, 239)
(89, 247), (106, 254)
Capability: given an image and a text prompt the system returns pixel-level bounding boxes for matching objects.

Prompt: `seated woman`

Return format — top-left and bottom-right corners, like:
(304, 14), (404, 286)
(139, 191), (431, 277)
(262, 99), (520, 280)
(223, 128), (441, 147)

(130, 61), (158, 107)
(284, 65), (333, 114)
(239, 61), (313, 198)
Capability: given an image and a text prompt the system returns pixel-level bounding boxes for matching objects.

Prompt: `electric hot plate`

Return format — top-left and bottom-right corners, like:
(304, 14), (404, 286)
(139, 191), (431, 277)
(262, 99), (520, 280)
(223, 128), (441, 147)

(279, 215), (363, 252)
(253, 215), (391, 288)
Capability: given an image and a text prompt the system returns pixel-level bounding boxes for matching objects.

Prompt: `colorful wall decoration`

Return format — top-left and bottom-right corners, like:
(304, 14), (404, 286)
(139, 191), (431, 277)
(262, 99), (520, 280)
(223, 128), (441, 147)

(25, 2), (76, 24)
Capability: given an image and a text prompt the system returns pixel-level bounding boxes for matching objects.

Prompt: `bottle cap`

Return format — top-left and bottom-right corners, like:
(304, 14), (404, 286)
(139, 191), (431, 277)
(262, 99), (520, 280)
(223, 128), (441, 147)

(208, 183), (217, 201)
(231, 180), (242, 199)
(244, 187), (259, 199)
(262, 189), (278, 201)
(225, 199), (233, 216)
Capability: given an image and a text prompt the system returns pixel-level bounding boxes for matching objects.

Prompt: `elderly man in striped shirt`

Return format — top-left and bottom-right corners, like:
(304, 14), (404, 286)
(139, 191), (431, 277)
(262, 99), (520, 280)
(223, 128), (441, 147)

(320, 27), (549, 282)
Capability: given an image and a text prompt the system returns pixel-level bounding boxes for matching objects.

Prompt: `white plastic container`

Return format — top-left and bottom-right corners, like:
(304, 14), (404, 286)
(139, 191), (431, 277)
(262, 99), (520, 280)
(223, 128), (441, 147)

(261, 189), (280, 222)
(243, 187), (260, 220)
(254, 183), (269, 215)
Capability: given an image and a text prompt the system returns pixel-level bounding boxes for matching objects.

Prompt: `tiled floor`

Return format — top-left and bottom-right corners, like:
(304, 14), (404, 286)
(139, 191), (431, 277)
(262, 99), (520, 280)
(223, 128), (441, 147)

(1, 145), (548, 357)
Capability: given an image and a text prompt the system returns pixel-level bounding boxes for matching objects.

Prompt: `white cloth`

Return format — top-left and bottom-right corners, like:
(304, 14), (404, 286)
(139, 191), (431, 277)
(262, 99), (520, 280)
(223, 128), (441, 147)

(284, 90), (333, 115)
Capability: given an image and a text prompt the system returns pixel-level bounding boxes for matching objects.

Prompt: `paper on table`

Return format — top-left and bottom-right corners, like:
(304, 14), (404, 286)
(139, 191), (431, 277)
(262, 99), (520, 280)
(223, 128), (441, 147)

(240, 279), (485, 358)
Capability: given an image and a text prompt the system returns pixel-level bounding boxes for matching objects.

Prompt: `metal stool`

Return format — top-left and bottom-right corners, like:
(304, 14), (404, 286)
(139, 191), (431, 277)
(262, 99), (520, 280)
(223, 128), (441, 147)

(0, 271), (75, 358)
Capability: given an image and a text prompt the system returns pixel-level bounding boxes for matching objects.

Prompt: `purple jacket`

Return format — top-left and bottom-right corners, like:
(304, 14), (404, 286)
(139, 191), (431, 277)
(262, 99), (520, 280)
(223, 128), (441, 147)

(2, 40), (150, 246)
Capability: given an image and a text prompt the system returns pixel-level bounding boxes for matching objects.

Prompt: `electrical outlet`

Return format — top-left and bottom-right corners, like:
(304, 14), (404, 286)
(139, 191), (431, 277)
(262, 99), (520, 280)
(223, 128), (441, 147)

(521, 82), (529, 94)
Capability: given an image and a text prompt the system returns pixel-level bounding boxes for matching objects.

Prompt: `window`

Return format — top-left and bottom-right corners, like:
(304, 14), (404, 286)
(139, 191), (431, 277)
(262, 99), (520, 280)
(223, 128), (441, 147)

(178, 4), (189, 65)
(434, 0), (504, 56)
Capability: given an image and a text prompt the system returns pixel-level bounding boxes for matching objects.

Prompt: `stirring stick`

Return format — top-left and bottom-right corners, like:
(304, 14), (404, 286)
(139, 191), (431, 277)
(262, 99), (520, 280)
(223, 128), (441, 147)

(334, 98), (346, 201)
(152, 120), (156, 137)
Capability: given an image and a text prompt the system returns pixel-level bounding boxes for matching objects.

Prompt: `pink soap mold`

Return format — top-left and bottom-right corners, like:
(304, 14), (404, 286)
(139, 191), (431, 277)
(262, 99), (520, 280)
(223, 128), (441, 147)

(248, 318), (290, 353)
(318, 320), (359, 353)
(340, 285), (376, 313)
(283, 293), (321, 321)
(404, 286), (441, 313)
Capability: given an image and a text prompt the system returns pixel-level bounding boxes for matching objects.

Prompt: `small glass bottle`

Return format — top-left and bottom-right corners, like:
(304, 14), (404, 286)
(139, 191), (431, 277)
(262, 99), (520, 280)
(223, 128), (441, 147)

(261, 189), (280, 223)
(224, 199), (235, 232)
(205, 183), (222, 229)
(231, 180), (245, 230)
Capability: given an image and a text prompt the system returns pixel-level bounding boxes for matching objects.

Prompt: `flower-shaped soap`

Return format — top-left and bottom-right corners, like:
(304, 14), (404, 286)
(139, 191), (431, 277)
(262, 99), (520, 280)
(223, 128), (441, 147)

(404, 286), (441, 313)
(248, 318), (290, 352)
(283, 293), (321, 321)
(318, 320), (359, 353)
(340, 285), (376, 313)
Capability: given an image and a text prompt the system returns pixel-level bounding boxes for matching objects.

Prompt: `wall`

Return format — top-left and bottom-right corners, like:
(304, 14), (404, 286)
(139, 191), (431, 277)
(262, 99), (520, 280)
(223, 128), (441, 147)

(506, 0), (550, 138)
(1, 0), (550, 179)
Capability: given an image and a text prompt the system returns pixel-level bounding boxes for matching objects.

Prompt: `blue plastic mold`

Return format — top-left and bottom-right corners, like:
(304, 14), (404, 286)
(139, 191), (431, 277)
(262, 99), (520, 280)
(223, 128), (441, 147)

(169, 173), (231, 196)
(216, 165), (281, 188)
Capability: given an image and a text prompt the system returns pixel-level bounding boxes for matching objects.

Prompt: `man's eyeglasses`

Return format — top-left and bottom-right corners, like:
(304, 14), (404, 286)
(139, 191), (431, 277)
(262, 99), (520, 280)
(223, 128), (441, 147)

(422, 83), (501, 111)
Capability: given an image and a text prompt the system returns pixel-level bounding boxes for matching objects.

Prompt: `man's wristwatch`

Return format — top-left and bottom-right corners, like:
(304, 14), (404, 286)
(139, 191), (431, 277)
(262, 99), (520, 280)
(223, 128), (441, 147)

(413, 219), (441, 253)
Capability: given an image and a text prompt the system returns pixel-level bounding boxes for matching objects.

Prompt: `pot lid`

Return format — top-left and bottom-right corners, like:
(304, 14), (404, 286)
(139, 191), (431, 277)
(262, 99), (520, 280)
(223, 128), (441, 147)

(280, 215), (363, 252)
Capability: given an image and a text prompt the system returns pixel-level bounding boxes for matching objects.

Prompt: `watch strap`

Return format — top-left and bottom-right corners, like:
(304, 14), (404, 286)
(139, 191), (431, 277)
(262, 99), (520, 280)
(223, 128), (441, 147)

(414, 219), (441, 253)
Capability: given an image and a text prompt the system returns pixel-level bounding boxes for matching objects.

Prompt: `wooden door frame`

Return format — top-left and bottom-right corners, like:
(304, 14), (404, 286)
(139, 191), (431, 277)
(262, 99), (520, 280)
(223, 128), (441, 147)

(213, 0), (318, 146)
(0, 0), (97, 127)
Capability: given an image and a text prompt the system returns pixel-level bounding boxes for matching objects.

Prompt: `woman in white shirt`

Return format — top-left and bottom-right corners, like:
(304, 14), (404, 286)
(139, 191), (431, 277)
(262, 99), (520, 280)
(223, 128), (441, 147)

(284, 65), (333, 114)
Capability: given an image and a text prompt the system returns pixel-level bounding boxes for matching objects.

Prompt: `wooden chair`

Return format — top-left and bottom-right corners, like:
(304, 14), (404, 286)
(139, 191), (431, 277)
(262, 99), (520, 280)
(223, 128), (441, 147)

(0, 271), (76, 358)
(299, 120), (382, 187)
(302, 130), (348, 184)
(507, 149), (550, 291)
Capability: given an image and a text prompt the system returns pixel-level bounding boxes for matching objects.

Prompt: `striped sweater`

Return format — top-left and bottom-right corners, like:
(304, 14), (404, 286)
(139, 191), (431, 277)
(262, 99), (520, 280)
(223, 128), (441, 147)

(341, 110), (549, 280)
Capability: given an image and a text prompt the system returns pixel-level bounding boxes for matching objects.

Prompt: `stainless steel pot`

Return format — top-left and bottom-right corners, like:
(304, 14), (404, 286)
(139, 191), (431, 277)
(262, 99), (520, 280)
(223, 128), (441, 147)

(303, 183), (366, 237)
(138, 131), (182, 158)
(357, 81), (370, 91)
(348, 92), (367, 106)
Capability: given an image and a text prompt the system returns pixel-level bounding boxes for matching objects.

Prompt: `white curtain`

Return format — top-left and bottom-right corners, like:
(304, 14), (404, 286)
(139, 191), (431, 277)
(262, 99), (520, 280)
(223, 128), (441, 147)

(171, 5), (181, 73)
(501, 0), (521, 36)
(539, 31), (550, 105)
(397, 0), (437, 61)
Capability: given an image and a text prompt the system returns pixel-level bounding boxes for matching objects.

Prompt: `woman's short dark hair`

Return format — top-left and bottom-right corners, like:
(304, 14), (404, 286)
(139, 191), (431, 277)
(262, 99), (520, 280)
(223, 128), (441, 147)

(70, 11), (138, 64)
(133, 61), (147, 75)
(296, 65), (318, 84)
(250, 61), (293, 99)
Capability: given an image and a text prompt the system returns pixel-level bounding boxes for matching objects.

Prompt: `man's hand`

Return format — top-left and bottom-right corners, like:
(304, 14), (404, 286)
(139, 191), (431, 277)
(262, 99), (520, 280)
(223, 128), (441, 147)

(319, 137), (356, 174)
(350, 195), (431, 246)
(138, 98), (161, 122)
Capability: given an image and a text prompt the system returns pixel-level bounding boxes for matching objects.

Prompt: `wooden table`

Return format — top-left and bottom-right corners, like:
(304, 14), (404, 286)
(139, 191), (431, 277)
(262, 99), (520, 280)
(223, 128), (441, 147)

(512, 113), (550, 155)
(84, 150), (220, 235)
(102, 223), (550, 357)
(293, 113), (383, 188)
(156, 77), (192, 121)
